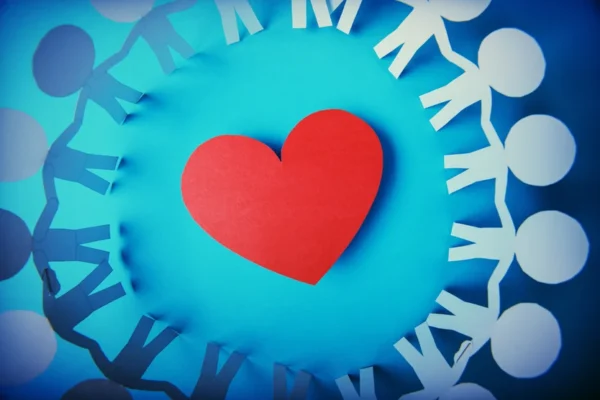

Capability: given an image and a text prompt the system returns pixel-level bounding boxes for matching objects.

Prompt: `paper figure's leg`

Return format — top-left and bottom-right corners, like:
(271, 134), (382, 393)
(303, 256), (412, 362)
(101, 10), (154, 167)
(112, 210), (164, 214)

(292, 0), (308, 28)
(425, 313), (459, 332)
(429, 98), (468, 131)
(216, 1), (241, 45)
(451, 223), (481, 242)
(235, 0), (264, 35)
(192, 343), (246, 399)
(310, 0), (333, 27)
(444, 153), (474, 170)
(289, 370), (312, 400)
(77, 169), (111, 195)
(78, 260), (113, 295)
(374, 23), (407, 59)
(129, 316), (155, 347)
(167, 31), (196, 59)
(88, 284), (126, 310)
(96, 95), (128, 124)
(335, 375), (359, 400)
(143, 327), (178, 356)
(76, 224), (111, 245)
(336, 0), (362, 34)
(152, 43), (177, 75)
(419, 84), (453, 109)
(413, 323), (438, 358)
(394, 337), (423, 370)
(79, 261), (127, 311)
(77, 245), (110, 264)
(110, 77), (144, 104)
(388, 39), (421, 78)
(446, 168), (481, 194)
(85, 154), (119, 171)
(427, 291), (486, 337)
(448, 243), (481, 262)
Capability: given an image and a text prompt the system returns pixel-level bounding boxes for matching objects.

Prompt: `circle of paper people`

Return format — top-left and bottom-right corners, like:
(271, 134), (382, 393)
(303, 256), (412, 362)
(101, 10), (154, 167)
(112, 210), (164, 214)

(0, 310), (57, 386)
(0, 1), (591, 399)
(0, 108), (48, 182)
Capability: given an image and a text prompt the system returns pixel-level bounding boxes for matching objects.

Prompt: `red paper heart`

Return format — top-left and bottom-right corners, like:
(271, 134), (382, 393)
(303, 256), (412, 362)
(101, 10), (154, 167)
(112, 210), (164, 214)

(181, 109), (383, 284)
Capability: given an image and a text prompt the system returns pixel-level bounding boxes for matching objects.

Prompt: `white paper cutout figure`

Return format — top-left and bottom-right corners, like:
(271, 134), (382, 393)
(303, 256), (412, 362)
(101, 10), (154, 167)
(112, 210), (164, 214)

(292, 0), (333, 28)
(327, 0), (363, 34)
(374, 0), (491, 79)
(491, 303), (561, 378)
(448, 222), (515, 263)
(515, 210), (589, 284)
(426, 287), (500, 358)
(214, 0), (264, 45)
(394, 323), (469, 400)
(445, 115), (576, 194)
(420, 28), (546, 131)
(439, 383), (496, 400)
(335, 367), (377, 400)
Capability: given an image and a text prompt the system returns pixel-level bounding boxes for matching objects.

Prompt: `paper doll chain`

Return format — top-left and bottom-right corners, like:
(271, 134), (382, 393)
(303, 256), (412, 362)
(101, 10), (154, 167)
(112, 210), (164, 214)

(20, 1), (586, 399)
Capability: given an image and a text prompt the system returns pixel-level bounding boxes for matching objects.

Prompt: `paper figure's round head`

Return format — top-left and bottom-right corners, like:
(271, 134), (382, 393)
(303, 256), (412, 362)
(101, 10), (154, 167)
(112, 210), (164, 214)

(478, 28), (546, 98)
(0, 108), (48, 182)
(62, 379), (133, 400)
(491, 303), (561, 378)
(0, 310), (57, 386)
(505, 115), (576, 186)
(440, 383), (496, 400)
(33, 25), (96, 98)
(0, 209), (32, 282)
(429, 0), (492, 22)
(516, 210), (589, 284)
(90, 0), (156, 23)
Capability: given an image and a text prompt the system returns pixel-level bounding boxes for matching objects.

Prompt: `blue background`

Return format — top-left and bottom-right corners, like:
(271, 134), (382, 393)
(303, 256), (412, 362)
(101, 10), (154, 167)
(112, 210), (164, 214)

(0, 0), (598, 398)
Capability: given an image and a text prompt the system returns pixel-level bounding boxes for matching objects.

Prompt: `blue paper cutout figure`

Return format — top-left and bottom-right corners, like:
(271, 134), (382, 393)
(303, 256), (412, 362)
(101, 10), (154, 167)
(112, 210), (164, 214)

(32, 197), (111, 281)
(90, 316), (187, 400)
(33, 25), (142, 124)
(42, 260), (126, 342)
(0, 203), (110, 287)
(273, 364), (312, 400)
(336, 367), (377, 400)
(45, 102), (120, 196)
(191, 343), (246, 400)
(117, 0), (197, 75)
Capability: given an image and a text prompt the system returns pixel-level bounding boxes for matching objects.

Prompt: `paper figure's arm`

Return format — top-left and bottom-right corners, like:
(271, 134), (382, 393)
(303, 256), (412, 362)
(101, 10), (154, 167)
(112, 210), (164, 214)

(159, 0), (198, 14)
(191, 343), (246, 400)
(52, 91), (88, 148)
(433, 25), (474, 73)
(42, 164), (57, 201)
(33, 197), (59, 241)
(96, 27), (144, 73)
